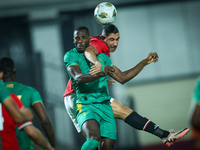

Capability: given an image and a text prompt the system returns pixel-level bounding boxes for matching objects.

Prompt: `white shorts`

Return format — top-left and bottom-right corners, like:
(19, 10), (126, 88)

(64, 94), (115, 133)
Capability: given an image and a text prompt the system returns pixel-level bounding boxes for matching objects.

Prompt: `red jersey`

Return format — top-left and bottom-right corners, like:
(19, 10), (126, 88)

(0, 93), (32, 150)
(63, 36), (110, 97)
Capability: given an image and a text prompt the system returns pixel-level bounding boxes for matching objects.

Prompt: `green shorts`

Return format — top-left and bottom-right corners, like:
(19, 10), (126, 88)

(76, 100), (117, 140)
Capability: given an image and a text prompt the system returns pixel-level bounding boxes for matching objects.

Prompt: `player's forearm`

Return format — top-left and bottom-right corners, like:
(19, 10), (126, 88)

(74, 72), (106, 84)
(117, 59), (147, 84)
(42, 121), (56, 148)
(31, 128), (53, 150)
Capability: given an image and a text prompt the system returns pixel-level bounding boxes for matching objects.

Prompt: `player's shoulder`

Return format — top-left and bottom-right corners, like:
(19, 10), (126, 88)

(16, 82), (38, 93)
(64, 48), (77, 59)
(90, 36), (103, 43)
(98, 53), (109, 58)
(91, 36), (100, 40)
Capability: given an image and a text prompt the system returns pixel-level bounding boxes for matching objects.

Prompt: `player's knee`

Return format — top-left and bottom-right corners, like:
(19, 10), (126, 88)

(89, 134), (101, 142)
(100, 139), (115, 150)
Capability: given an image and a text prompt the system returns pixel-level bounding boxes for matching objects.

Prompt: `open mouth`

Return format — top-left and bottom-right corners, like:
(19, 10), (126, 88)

(78, 44), (84, 49)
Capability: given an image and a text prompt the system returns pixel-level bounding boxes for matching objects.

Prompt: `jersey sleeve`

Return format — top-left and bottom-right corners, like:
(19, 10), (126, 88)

(10, 93), (24, 108)
(31, 88), (43, 105)
(0, 82), (11, 103)
(17, 121), (32, 130)
(64, 50), (79, 69)
(192, 76), (200, 105)
(97, 53), (113, 69)
(90, 37), (110, 57)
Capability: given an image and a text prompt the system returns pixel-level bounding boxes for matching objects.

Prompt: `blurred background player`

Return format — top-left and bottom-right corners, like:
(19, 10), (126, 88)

(0, 66), (33, 124)
(188, 76), (200, 149)
(0, 92), (32, 150)
(0, 57), (56, 150)
(0, 63), (33, 150)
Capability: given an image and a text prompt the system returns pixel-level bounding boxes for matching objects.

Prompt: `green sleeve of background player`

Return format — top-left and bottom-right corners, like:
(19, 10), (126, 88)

(31, 88), (43, 105)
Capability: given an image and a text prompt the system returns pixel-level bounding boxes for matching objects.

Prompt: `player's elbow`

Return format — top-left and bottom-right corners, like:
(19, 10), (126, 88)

(41, 117), (51, 126)
(13, 116), (25, 123)
(120, 80), (126, 85)
(74, 75), (85, 84)
(117, 78), (126, 85)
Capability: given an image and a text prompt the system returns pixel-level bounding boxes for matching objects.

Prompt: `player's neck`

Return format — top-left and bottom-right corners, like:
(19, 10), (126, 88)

(3, 77), (15, 82)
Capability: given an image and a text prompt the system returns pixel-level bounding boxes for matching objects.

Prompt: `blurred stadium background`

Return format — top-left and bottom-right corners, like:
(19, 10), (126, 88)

(0, 0), (200, 149)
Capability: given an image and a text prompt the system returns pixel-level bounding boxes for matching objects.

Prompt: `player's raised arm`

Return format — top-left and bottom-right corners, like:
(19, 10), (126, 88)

(84, 46), (102, 75)
(106, 52), (159, 84)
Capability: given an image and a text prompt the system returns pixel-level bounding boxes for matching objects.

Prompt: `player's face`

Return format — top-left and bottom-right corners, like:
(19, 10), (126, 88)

(73, 30), (90, 53)
(104, 33), (120, 52)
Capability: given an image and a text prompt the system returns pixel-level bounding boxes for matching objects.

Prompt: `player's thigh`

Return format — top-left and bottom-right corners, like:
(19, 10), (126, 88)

(100, 102), (116, 141)
(77, 103), (101, 140)
(111, 100), (133, 120)
(82, 119), (101, 141)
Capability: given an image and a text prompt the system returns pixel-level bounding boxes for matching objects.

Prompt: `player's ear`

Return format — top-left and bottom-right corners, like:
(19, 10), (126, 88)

(89, 37), (91, 43)
(13, 68), (16, 75)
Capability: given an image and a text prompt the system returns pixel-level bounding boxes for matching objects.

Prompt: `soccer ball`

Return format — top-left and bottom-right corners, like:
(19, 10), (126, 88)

(94, 2), (117, 25)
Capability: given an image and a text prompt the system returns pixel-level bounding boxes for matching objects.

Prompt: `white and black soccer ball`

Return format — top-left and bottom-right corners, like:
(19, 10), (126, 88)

(94, 2), (117, 25)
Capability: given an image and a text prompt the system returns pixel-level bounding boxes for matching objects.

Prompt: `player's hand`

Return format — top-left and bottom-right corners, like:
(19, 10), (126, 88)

(145, 52), (159, 64)
(103, 65), (115, 76)
(90, 61), (101, 75)
(107, 79), (115, 86)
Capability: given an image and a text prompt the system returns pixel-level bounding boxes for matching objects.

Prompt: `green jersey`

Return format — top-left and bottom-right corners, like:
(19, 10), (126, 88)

(0, 81), (10, 103)
(4, 81), (43, 150)
(64, 48), (112, 104)
(192, 76), (200, 105)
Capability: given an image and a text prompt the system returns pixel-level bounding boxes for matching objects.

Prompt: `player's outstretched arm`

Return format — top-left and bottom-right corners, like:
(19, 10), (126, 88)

(33, 102), (56, 149)
(23, 125), (55, 150)
(106, 52), (159, 84)
(3, 96), (33, 123)
(84, 46), (102, 75)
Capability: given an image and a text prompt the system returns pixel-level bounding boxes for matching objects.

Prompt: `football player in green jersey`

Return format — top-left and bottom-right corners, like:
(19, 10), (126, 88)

(0, 57), (55, 150)
(0, 64), (33, 124)
(64, 26), (189, 149)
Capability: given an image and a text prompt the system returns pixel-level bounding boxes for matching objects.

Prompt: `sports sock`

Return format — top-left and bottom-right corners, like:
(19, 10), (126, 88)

(81, 139), (100, 150)
(124, 111), (169, 138)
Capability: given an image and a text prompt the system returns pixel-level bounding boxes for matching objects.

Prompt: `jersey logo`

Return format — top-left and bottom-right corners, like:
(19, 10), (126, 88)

(77, 104), (82, 113)
(17, 95), (22, 100)
(6, 84), (14, 88)
(99, 59), (104, 68)
(90, 62), (94, 66)
(154, 124), (159, 129)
